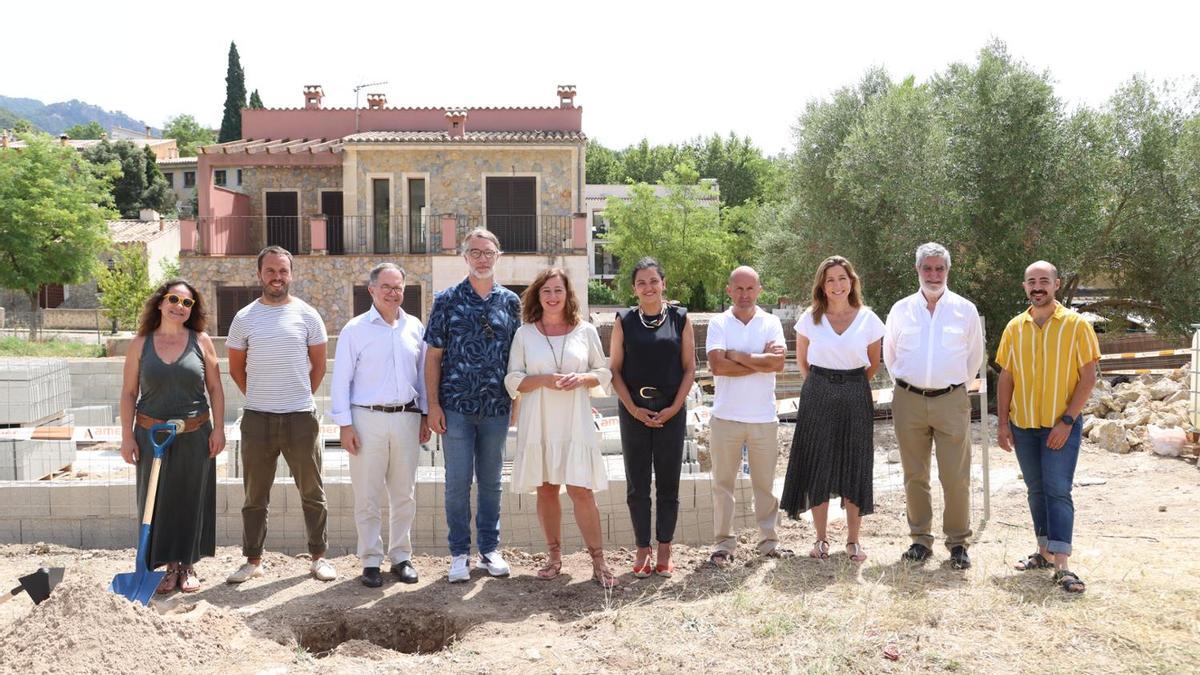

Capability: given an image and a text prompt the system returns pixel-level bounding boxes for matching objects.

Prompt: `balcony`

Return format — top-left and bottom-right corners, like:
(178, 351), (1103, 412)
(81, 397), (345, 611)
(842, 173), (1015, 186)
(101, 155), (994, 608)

(181, 214), (586, 257)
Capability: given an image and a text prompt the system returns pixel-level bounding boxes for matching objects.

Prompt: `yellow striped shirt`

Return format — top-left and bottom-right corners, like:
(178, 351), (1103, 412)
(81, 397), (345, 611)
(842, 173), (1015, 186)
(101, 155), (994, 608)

(996, 303), (1101, 429)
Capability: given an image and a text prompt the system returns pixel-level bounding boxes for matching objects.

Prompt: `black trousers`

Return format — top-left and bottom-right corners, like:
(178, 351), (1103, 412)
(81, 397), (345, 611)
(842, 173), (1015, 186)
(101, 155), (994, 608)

(618, 403), (686, 548)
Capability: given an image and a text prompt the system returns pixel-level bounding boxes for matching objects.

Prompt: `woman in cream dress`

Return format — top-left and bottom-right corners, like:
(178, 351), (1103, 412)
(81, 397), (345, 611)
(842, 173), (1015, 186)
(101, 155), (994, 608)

(505, 267), (616, 587)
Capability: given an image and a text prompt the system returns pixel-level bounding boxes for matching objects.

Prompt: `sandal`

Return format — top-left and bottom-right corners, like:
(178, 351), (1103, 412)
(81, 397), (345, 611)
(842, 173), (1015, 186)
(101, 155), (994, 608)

(156, 567), (179, 595)
(179, 567), (201, 593)
(1053, 569), (1086, 594)
(654, 562), (674, 578)
(1014, 552), (1053, 571)
(846, 542), (867, 563)
(632, 547), (654, 578)
(590, 548), (618, 589)
(809, 539), (830, 560)
(537, 541), (562, 580)
(709, 550), (734, 568)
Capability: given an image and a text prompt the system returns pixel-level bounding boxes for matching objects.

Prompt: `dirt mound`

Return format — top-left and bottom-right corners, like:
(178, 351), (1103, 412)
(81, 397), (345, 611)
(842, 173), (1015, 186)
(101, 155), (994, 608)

(0, 578), (285, 674)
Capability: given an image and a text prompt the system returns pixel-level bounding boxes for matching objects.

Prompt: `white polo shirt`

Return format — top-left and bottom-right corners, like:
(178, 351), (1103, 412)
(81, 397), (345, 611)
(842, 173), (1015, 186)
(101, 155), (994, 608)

(705, 307), (785, 424)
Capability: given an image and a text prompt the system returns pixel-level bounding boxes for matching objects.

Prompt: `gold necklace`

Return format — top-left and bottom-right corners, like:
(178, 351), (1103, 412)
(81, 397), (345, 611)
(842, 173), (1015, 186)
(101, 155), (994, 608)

(637, 306), (666, 329)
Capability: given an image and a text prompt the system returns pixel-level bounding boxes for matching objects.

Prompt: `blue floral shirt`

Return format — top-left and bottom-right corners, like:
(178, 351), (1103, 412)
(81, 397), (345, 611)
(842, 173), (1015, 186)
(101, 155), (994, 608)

(425, 278), (521, 417)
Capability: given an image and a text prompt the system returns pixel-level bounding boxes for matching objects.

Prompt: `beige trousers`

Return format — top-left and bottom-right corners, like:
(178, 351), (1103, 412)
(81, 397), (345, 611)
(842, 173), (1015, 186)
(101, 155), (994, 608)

(893, 385), (973, 550)
(348, 407), (422, 567)
(709, 416), (781, 554)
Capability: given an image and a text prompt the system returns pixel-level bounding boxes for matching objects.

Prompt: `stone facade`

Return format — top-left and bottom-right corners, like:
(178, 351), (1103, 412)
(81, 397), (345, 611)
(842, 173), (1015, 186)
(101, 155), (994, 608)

(239, 166), (343, 252)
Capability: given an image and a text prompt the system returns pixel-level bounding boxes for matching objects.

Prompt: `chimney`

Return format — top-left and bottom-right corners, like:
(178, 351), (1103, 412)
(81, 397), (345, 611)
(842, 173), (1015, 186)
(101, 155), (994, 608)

(557, 84), (577, 108)
(145, 125), (152, 138)
(366, 93), (386, 110)
(59, 133), (70, 146)
(304, 85), (324, 110)
(445, 109), (467, 138)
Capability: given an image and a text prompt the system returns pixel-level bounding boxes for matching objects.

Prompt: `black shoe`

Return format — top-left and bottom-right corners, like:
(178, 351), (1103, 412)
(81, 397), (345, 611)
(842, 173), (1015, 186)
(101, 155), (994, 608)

(361, 567), (383, 588)
(391, 560), (419, 584)
(950, 546), (971, 570)
(901, 543), (932, 563)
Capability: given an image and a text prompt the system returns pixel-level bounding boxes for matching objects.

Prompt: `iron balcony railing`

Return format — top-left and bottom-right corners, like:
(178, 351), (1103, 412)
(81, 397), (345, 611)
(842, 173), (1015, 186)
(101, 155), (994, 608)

(456, 214), (575, 254)
(325, 215), (439, 255)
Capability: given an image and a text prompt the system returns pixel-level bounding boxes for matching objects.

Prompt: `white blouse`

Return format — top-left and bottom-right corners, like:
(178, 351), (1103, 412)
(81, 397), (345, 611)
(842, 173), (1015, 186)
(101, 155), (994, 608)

(795, 306), (885, 370)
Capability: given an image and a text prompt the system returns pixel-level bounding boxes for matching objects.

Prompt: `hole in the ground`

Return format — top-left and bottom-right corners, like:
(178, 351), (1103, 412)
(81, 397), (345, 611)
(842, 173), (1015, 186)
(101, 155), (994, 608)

(293, 607), (471, 656)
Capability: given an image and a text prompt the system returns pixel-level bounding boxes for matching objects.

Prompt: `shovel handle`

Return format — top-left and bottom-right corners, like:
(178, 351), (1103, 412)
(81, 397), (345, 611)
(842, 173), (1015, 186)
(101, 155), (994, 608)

(141, 423), (176, 526)
(0, 585), (22, 605)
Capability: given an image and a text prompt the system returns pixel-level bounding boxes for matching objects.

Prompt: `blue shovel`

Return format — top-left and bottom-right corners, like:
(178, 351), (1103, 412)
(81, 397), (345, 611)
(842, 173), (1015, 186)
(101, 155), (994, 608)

(110, 422), (177, 605)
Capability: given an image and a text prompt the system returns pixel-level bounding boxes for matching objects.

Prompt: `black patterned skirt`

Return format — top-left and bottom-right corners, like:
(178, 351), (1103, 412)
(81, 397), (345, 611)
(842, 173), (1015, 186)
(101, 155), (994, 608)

(780, 365), (875, 518)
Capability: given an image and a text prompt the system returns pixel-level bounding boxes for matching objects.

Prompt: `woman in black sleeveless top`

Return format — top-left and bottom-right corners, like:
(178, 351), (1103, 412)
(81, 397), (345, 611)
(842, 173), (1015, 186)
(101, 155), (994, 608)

(609, 258), (696, 577)
(119, 280), (225, 594)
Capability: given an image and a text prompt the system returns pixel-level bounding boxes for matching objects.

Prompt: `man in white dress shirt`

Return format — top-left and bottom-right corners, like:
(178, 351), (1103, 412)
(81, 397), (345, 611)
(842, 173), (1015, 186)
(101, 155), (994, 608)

(705, 266), (791, 567)
(332, 263), (431, 587)
(883, 243), (984, 569)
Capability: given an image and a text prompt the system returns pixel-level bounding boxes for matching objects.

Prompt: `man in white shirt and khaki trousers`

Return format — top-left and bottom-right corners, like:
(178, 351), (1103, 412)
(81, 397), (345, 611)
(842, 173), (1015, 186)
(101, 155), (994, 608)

(705, 266), (790, 567)
(884, 243), (984, 569)
(331, 263), (431, 587)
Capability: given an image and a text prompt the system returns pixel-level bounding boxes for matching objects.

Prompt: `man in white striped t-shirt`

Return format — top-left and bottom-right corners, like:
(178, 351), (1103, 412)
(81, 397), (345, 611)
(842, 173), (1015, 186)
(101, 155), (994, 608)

(224, 246), (335, 584)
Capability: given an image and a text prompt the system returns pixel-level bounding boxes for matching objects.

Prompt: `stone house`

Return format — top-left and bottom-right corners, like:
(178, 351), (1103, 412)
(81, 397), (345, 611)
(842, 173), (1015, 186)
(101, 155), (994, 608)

(182, 84), (589, 334)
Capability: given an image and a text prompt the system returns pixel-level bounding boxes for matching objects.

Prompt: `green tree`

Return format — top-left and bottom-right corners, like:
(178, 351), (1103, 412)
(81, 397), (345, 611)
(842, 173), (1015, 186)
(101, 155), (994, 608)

(218, 41), (247, 142)
(97, 246), (153, 330)
(81, 140), (173, 216)
(248, 89), (264, 109)
(163, 114), (216, 157)
(585, 139), (622, 184)
(603, 163), (733, 310)
(685, 133), (781, 207)
(587, 279), (619, 305)
(141, 145), (176, 214)
(0, 133), (116, 338)
(64, 121), (105, 139)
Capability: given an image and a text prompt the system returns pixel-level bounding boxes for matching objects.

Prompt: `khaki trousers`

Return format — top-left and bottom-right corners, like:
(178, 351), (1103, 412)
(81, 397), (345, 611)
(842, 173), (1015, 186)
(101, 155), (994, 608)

(239, 410), (328, 558)
(348, 407), (422, 567)
(893, 386), (972, 550)
(709, 416), (780, 554)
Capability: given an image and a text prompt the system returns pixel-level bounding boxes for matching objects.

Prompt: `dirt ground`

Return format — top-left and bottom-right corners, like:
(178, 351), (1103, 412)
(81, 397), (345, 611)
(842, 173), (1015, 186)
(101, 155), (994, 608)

(1, 421), (1198, 674)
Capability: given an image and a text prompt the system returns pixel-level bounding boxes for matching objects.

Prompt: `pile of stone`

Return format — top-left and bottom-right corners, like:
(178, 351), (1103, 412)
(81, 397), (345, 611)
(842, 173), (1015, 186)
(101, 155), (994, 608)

(1082, 366), (1193, 453)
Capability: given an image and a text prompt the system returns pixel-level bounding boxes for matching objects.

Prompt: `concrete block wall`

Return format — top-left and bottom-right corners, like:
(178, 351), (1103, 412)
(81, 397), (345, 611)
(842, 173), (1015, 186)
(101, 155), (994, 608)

(0, 359), (72, 424)
(0, 474), (757, 556)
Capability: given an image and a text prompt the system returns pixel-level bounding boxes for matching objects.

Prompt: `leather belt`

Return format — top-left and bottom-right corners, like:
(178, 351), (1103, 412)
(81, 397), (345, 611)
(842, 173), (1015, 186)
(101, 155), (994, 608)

(136, 411), (210, 434)
(895, 378), (962, 398)
(355, 402), (422, 414)
(636, 386), (667, 399)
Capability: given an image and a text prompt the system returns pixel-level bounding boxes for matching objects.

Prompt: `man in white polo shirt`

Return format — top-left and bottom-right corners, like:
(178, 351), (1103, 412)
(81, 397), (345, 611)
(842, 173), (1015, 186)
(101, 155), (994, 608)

(225, 246), (334, 584)
(704, 266), (791, 567)
(884, 242), (984, 570)
(331, 263), (431, 588)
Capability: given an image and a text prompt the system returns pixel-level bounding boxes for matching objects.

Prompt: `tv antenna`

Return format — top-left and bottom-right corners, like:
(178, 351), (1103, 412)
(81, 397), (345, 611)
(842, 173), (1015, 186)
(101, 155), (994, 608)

(354, 80), (388, 132)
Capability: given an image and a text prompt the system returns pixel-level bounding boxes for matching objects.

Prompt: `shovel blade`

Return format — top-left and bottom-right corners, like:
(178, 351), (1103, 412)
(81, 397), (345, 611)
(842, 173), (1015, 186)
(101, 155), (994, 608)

(18, 567), (65, 605)
(109, 570), (166, 606)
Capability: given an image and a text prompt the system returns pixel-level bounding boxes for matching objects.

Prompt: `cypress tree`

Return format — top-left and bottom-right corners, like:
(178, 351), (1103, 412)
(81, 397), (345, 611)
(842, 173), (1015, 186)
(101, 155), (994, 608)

(218, 41), (246, 142)
(248, 89), (264, 109)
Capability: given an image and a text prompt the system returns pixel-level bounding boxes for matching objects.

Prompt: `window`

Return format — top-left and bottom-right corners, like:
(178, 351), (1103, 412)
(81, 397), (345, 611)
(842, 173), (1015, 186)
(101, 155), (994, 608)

(485, 177), (536, 252)
(408, 178), (427, 253)
(183, 171), (195, 188)
(236, 169), (243, 185)
(162, 172), (174, 187)
(373, 178), (390, 253)
(265, 191), (300, 253)
(592, 212), (608, 237)
(352, 284), (423, 318)
(216, 286), (259, 336)
(214, 170), (227, 186)
(594, 242), (619, 277)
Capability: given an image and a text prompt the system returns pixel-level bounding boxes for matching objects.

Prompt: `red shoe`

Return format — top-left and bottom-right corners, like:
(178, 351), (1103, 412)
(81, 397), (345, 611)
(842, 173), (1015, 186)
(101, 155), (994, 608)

(654, 563), (674, 578)
(632, 561), (654, 578)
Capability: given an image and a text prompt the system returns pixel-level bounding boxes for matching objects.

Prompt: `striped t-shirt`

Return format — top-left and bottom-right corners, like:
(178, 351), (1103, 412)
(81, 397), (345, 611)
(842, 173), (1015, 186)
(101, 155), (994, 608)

(996, 302), (1100, 429)
(226, 297), (328, 413)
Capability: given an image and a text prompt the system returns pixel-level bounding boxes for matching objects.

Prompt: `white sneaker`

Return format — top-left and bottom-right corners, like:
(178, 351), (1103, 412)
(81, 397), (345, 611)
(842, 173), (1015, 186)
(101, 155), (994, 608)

(478, 550), (510, 577)
(310, 558), (337, 581)
(226, 562), (264, 584)
(448, 554), (471, 583)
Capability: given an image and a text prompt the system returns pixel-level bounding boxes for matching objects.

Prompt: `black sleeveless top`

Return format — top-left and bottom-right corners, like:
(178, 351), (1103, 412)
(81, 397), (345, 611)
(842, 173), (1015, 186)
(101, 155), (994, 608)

(135, 329), (209, 420)
(617, 305), (687, 399)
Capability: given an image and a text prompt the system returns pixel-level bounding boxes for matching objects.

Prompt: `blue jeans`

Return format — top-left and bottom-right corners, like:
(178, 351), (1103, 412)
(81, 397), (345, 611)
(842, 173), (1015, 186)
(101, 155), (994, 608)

(442, 410), (508, 556)
(1010, 420), (1082, 555)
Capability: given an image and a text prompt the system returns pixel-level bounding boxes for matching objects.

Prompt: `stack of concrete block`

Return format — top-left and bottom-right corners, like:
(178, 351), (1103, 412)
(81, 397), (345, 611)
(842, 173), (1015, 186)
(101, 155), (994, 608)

(67, 405), (115, 426)
(66, 358), (122, 411)
(0, 438), (76, 481)
(0, 358), (72, 425)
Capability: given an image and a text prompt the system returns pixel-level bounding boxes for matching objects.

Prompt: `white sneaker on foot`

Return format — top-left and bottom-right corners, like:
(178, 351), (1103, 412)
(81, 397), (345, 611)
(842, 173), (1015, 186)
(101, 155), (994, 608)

(478, 550), (510, 577)
(310, 558), (337, 581)
(448, 554), (471, 583)
(226, 562), (264, 584)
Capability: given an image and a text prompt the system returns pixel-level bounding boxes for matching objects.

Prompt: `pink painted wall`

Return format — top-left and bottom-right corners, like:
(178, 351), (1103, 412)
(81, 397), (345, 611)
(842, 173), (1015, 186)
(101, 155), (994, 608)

(242, 107), (583, 140)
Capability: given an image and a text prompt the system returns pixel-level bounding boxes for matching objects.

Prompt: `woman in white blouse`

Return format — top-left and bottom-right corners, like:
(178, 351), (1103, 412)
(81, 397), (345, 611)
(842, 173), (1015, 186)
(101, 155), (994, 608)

(780, 256), (884, 563)
(505, 267), (617, 588)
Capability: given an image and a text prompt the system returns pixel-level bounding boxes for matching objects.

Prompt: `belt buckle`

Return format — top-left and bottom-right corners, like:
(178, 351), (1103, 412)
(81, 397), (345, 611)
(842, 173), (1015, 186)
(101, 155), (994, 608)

(638, 386), (659, 398)
(166, 418), (186, 434)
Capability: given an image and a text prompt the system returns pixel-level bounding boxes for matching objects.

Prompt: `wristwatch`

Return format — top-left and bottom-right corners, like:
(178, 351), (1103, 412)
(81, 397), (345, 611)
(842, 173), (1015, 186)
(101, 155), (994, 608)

(1060, 414), (1076, 426)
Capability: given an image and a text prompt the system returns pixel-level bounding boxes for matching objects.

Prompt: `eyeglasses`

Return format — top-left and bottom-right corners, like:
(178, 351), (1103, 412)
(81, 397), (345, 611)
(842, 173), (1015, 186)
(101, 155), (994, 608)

(467, 249), (498, 260)
(478, 314), (495, 339)
(375, 284), (404, 294)
(165, 293), (195, 309)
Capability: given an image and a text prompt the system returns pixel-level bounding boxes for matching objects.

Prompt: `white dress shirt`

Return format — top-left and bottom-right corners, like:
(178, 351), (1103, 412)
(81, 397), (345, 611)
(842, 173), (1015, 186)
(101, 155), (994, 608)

(706, 307), (786, 424)
(331, 304), (428, 426)
(883, 288), (984, 389)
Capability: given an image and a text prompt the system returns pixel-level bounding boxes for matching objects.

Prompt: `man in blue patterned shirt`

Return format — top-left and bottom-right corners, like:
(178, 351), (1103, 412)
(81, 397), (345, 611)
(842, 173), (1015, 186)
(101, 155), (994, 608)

(425, 229), (521, 582)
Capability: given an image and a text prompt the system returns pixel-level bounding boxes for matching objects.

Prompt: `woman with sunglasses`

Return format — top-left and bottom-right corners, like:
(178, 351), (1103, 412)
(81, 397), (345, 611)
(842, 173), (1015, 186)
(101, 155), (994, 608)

(118, 280), (225, 594)
(608, 257), (695, 578)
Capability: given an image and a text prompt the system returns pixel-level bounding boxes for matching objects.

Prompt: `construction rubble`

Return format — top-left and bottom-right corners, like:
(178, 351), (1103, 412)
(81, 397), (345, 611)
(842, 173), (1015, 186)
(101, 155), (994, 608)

(1082, 366), (1195, 455)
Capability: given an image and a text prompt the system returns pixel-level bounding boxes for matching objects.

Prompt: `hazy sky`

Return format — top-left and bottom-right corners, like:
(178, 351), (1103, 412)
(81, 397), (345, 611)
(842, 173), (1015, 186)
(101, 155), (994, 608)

(5, 0), (1196, 154)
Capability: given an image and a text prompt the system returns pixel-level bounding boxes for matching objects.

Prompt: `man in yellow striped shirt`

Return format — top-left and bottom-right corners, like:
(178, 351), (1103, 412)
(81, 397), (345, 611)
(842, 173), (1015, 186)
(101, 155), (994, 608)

(996, 261), (1099, 594)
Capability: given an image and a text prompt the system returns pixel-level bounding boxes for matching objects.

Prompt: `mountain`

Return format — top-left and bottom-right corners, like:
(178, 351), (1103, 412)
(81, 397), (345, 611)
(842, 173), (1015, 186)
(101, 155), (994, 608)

(0, 95), (157, 136)
(0, 106), (32, 131)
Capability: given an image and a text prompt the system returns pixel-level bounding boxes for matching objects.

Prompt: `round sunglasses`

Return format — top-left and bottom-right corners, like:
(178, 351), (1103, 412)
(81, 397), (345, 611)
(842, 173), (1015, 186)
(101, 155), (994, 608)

(164, 293), (195, 309)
